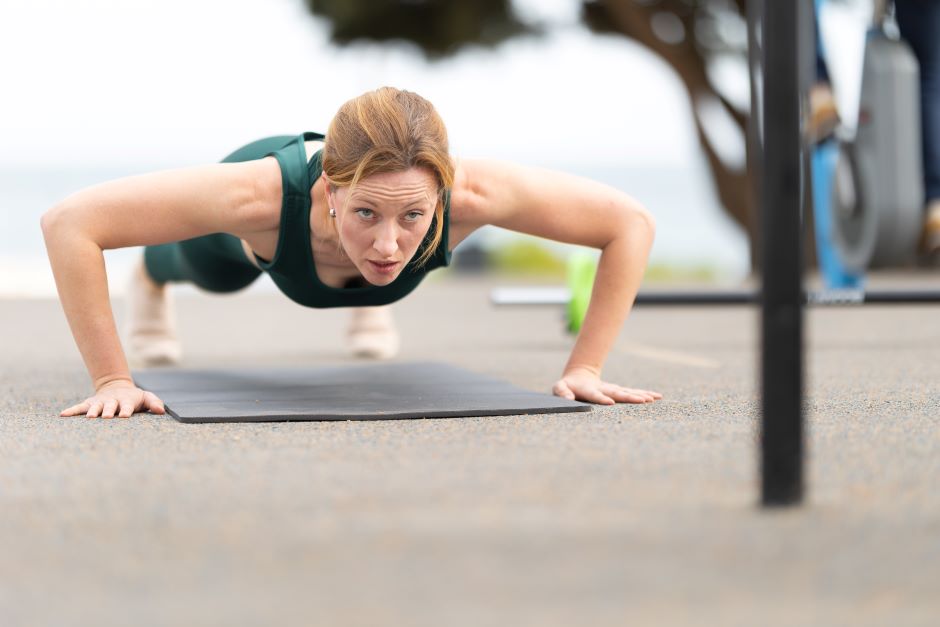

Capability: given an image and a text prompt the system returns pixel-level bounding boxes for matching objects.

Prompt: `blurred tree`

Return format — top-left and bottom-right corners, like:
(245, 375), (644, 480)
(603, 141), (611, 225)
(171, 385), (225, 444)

(305, 0), (535, 58)
(305, 0), (762, 267)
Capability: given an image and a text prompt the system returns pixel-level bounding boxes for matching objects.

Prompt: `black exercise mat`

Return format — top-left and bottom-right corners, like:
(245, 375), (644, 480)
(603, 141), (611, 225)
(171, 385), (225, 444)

(133, 361), (592, 423)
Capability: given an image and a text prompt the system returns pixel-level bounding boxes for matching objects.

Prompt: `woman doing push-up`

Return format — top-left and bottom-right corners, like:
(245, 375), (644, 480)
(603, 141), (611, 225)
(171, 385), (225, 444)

(42, 86), (662, 418)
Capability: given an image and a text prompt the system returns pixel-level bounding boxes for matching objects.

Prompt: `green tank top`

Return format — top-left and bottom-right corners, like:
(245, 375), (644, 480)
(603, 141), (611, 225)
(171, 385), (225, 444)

(254, 132), (452, 308)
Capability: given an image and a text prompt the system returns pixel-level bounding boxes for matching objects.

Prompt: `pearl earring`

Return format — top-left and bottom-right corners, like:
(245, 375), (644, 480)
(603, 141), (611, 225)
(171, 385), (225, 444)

(329, 207), (336, 218)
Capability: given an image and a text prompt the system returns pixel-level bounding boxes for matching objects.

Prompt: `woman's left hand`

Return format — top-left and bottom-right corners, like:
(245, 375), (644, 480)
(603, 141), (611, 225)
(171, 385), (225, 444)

(552, 367), (662, 405)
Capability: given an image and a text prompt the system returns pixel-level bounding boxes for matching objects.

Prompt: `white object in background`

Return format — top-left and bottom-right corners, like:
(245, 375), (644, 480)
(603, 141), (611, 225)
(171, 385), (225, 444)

(818, 0), (874, 135)
(490, 287), (570, 306)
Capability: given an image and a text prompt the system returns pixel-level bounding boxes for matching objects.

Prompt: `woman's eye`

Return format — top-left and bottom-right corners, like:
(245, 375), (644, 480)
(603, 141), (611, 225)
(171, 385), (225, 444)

(356, 209), (374, 219)
(405, 211), (423, 221)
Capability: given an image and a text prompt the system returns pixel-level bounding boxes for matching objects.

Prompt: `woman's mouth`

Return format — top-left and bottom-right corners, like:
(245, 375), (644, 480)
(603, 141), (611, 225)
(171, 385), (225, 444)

(368, 260), (400, 275)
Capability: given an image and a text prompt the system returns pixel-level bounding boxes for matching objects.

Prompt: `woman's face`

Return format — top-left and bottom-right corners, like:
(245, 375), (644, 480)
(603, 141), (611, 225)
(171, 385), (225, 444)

(325, 167), (438, 286)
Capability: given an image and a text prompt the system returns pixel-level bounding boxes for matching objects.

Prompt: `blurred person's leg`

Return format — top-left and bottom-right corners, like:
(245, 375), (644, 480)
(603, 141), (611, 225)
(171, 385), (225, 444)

(127, 235), (263, 366)
(810, 0), (840, 143)
(895, 0), (940, 257)
(125, 253), (182, 367)
(347, 305), (400, 360)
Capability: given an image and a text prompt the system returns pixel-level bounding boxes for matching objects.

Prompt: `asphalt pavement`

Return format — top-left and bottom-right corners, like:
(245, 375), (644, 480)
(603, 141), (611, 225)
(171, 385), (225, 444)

(2, 271), (939, 626)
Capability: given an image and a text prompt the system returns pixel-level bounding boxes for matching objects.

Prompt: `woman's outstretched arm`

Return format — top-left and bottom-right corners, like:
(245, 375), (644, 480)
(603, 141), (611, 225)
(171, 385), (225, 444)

(452, 159), (662, 405)
(41, 158), (281, 417)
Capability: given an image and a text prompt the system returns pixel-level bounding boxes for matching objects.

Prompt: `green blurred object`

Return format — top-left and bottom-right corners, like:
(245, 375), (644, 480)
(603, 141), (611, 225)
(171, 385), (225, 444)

(566, 252), (597, 335)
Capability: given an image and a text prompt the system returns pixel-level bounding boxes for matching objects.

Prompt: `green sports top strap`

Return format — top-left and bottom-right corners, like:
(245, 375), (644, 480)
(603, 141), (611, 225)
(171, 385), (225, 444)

(252, 132), (452, 308)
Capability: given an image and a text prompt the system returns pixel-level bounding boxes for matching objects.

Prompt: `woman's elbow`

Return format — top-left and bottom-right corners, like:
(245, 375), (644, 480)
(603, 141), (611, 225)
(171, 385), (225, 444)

(40, 200), (83, 245)
(622, 201), (656, 244)
(40, 204), (65, 239)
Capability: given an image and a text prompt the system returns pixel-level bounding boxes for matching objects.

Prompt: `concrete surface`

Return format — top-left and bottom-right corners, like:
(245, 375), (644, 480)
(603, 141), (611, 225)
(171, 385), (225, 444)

(2, 272), (939, 626)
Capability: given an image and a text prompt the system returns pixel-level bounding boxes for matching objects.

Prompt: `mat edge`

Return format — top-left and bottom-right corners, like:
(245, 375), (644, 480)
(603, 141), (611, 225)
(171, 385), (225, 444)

(171, 404), (592, 424)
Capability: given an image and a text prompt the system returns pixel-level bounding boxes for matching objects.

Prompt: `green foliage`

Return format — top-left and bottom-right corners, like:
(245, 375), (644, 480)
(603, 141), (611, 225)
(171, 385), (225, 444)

(643, 262), (719, 283)
(487, 240), (567, 277)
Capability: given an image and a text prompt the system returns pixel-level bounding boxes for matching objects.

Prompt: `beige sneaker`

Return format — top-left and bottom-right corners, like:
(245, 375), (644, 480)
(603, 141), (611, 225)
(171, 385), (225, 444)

(347, 305), (400, 360)
(807, 83), (840, 144)
(919, 200), (940, 267)
(123, 256), (182, 367)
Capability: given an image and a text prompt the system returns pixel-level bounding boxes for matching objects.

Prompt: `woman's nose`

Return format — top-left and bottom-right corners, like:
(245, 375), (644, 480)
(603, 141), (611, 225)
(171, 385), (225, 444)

(373, 224), (400, 257)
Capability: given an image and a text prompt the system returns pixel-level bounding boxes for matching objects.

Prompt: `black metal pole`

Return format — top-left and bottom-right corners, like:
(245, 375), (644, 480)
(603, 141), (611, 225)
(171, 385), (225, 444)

(759, 0), (805, 506)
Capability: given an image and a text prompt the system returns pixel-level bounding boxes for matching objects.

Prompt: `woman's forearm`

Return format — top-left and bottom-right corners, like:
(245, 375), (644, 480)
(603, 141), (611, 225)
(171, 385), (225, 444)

(41, 209), (132, 390)
(563, 211), (655, 376)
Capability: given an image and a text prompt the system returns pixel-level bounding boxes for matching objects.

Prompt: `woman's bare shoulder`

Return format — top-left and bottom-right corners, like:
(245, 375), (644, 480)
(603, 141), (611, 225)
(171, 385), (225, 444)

(449, 158), (534, 226)
(237, 157), (284, 234)
(448, 159), (488, 249)
(45, 157), (283, 251)
(448, 158), (529, 249)
(449, 157), (650, 249)
(450, 158), (497, 227)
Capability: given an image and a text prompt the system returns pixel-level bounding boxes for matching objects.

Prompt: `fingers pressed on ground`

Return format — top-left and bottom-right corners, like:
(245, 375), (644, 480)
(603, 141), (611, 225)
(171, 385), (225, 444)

(144, 392), (166, 414)
(102, 399), (118, 419)
(600, 385), (641, 403)
(118, 401), (133, 418)
(621, 387), (662, 403)
(611, 390), (641, 403)
(61, 402), (89, 417)
(553, 381), (576, 401)
(629, 391), (655, 403)
(585, 390), (615, 405)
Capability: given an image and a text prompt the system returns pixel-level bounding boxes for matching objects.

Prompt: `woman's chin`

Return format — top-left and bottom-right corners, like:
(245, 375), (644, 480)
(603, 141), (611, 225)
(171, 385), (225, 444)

(364, 276), (395, 287)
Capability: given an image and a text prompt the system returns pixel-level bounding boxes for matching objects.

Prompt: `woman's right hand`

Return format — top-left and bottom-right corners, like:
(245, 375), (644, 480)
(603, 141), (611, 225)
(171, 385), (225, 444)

(60, 379), (166, 419)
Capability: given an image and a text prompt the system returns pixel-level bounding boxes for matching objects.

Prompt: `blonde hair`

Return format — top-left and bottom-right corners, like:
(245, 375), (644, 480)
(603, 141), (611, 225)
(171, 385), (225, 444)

(322, 86), (454, 268)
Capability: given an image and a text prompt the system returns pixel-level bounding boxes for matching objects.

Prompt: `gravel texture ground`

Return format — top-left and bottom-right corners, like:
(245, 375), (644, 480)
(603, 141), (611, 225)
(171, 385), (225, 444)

(2, 272), (939, 626)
